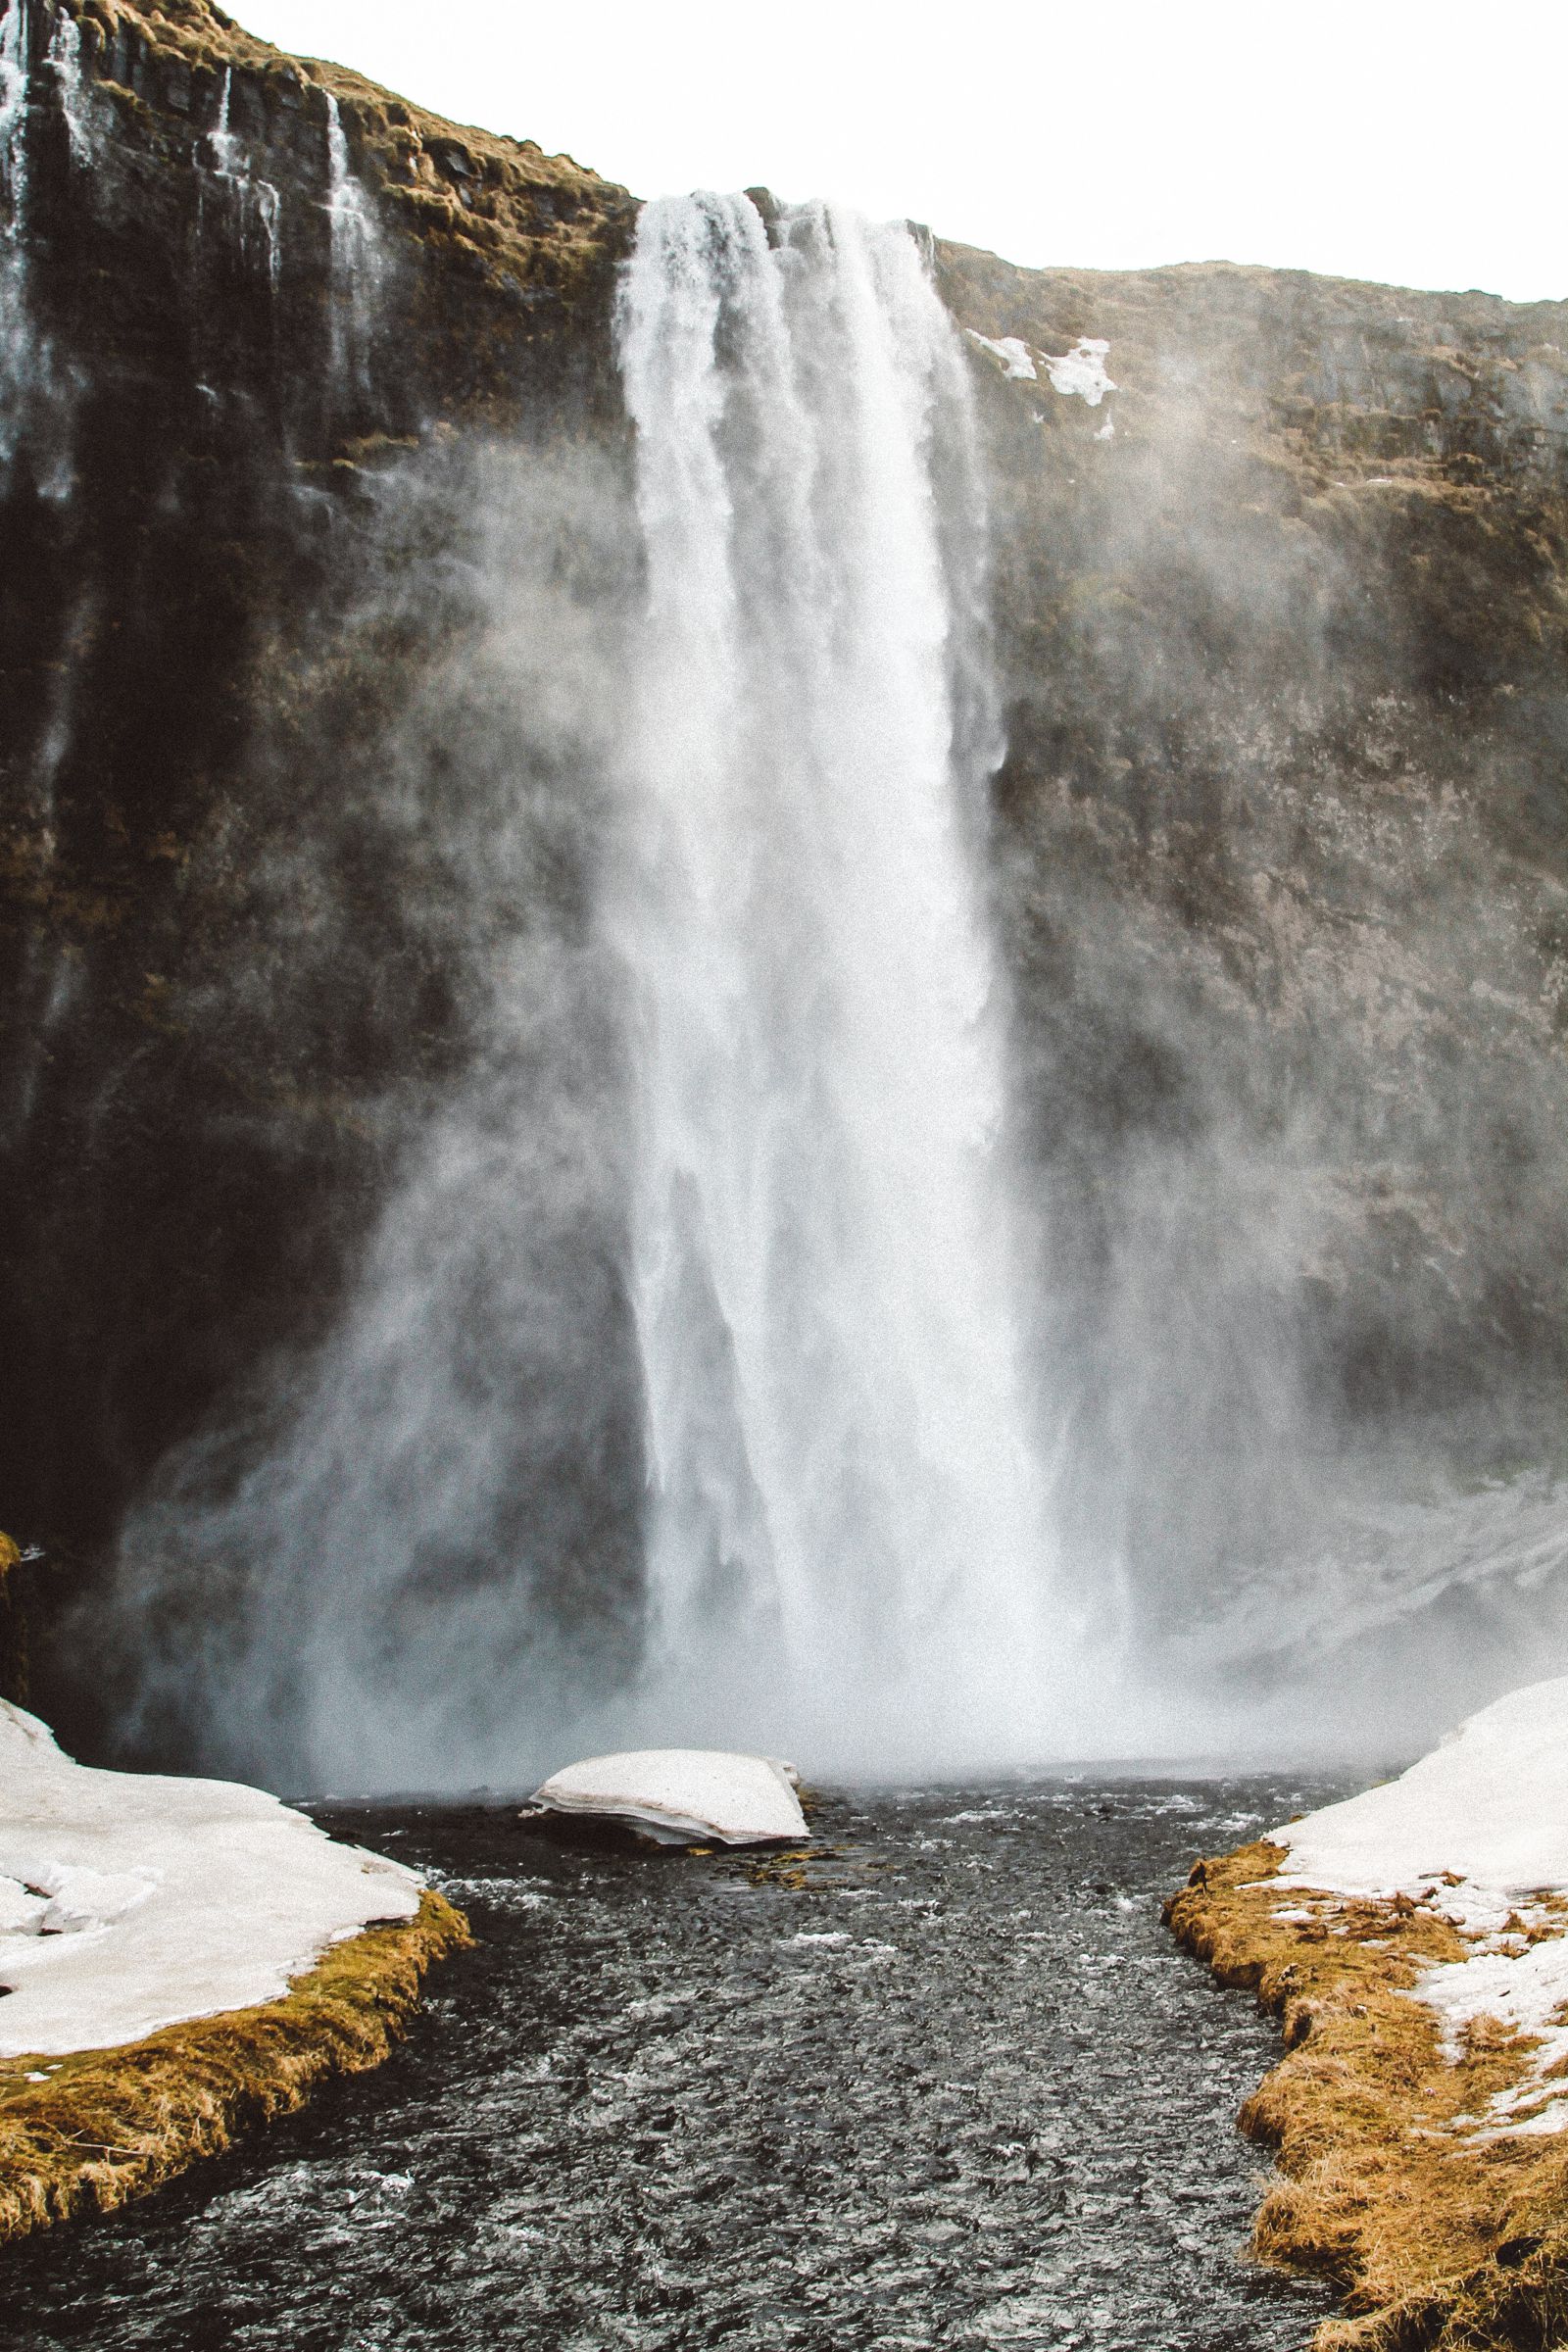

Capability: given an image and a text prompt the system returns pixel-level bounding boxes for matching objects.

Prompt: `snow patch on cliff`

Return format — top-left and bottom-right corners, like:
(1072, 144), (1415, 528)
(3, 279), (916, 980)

(0, 1701), (420, 2057)
(964, 331), (1037, 381)
(963, 329), (1118, 409)
(1043, 338), (1116, 406)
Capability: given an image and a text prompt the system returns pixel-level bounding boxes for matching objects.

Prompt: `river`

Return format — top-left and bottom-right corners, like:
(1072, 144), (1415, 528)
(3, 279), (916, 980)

(4, 1775), (1348, 2350)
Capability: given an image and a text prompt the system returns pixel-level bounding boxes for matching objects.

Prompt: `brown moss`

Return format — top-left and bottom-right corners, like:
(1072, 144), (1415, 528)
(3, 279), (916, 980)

(1166, 1841), (1568, 2350)
(0, 1886), (470, 2240)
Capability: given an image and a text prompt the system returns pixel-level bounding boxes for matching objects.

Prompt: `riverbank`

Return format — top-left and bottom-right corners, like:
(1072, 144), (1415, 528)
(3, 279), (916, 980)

(1167, 1680), (1568, 2351)
(0, 1703), (470, 2239)
(1, 1888), (468, 2239)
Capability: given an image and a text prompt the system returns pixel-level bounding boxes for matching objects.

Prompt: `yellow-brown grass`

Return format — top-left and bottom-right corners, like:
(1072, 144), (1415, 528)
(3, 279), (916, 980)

(1166, 1841), (1568, 2350)
(0, 1887), (470, 2242)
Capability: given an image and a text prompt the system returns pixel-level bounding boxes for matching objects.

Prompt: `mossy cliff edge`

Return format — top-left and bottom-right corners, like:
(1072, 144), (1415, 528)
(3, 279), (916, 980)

(1167, 1845), (1568, 2351)
(0, 1886), (470, 2239)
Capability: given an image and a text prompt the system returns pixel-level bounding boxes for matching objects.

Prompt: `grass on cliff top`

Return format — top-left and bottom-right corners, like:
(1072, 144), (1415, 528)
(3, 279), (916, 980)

(0, 1887), (470, 2243)
(1167, 1841), (1568, 2352)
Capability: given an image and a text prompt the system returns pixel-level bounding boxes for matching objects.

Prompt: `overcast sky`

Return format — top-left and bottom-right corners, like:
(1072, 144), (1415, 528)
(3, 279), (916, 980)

(231, 1), (1564, 304)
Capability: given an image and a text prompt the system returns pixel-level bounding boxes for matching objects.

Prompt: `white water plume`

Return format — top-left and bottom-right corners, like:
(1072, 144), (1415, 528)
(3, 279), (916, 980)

(610, 193), (1060, 1772)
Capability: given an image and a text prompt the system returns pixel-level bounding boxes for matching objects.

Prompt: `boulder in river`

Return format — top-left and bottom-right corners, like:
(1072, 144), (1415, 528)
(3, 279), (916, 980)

(528, 1749), (807, 1846)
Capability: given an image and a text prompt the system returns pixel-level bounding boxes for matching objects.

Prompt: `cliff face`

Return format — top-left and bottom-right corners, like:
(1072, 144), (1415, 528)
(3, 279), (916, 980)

(4, 0), (1567, 1751)
(931, 252), (1568, 1642)
(1, 0), (640, 1667)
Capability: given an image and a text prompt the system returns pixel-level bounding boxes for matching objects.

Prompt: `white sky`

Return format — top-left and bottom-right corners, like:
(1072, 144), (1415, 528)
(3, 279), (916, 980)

(229, 1), (1565, 304)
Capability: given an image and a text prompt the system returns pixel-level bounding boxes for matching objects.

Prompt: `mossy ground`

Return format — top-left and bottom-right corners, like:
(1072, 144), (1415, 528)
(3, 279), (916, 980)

(0, 1886), (470, 2242)
(1167, 1841), (1568, 2350)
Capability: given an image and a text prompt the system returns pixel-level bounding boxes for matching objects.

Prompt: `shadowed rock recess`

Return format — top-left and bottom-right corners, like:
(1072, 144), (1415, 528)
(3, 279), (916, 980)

(4, 0), (1568, 1757)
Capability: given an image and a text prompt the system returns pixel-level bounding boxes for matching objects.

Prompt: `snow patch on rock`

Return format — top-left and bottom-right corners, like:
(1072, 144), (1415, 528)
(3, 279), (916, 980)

(0, 1701), (421, 2058)
(1042, 338), (1116, 407)
(964, 330), (1118, 410)
(964, 331), (1037, 381)
(530, 1748), (807, 1846)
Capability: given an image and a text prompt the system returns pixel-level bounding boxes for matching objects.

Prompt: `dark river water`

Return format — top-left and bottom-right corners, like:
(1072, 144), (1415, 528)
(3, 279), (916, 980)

(3, 1778), (1351, 2352)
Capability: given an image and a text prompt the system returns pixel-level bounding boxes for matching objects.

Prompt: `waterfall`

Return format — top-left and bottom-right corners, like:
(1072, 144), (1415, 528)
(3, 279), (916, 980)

(105, 186), (1065, 1792)
(324, 94), (378, 396)
(204, 67), (280, 291)
(42, 0), (87, 164)
(612, 194), (1057, 1769)
(0, 0), (27, 496)
(0, 0), (78, 492)
(0, 0), (29, 220)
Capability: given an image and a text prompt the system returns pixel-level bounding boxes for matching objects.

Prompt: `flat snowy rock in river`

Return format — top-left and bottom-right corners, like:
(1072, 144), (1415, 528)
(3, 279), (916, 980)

(531, 1749), (807, 1845)
(0, 1700), (421, 2057)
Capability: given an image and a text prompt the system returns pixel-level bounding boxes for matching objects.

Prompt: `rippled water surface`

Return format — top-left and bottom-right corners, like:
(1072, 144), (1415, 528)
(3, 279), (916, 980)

(5, 1778), (1353, 2350)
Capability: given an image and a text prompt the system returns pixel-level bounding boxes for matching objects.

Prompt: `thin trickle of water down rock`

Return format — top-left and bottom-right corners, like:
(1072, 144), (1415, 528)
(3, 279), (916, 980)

(0, 0), (85, 490)
(324, 93), (378, 397)
(612, 193), (1059, 1769)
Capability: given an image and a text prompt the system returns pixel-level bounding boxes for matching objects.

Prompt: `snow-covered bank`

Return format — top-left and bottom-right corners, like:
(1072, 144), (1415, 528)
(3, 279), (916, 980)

(1167, 1678), (1568, 2351)
(0, 1701), (420, 2057)
(1280, 1676), (1568, 1916)
(1277, 1676), (1568, 2146)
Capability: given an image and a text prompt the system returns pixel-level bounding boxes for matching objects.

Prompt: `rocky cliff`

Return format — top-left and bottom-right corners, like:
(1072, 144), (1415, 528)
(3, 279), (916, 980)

(4, 0), (1566, 1755)
(940, 251), (1568, 1658)
(0, 0), (641, 1733)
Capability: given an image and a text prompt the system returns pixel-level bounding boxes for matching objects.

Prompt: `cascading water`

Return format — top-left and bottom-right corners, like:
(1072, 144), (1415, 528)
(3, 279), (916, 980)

(0, 0), (28, 210)
(0, 0), (31, 432)
(203, 66), (280, 290)
(0, 0), (83, 495)
(42, 0), (86, 163)
(108, 190), (1068, 1792)
(612, 193), (1059, 1769)
(323, 94), (378, 398)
